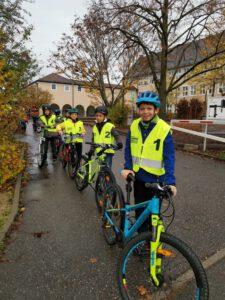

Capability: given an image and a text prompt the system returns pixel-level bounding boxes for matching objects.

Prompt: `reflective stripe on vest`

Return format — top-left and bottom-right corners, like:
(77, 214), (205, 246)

(64, 119), (84, 143)
(132, 156), (164, 170)
(93, 122), (115, 154)
(130, 118), (171, 176)
(40, 115), (57, 132)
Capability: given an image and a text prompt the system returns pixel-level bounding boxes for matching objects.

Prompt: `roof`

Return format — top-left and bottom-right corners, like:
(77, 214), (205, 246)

(33, 73), (137, 90)
(35, 73), (81, 85)
(131, 36), (219, 78)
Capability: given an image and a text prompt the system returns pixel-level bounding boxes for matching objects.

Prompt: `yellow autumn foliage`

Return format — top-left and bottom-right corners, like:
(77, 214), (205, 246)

(0, 140), (25, 187)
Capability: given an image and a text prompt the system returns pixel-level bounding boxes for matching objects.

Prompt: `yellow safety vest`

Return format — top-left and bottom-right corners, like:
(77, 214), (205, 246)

(63, 119), (85, 143)
(93, 122), (115, 154)
(39, 114), (57, 133)
(130, 117), (171, 176)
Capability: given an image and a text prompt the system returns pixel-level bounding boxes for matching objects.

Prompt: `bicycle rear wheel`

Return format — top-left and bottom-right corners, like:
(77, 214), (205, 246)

(74, 155), (89, 191)
(95, 166), (116, 213)
(102, 184), (125, 245)
(118, 232), (209, 300)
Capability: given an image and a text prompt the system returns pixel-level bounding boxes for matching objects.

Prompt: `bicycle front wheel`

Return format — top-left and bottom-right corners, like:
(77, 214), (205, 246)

(118, 232), (209, 300)
(37, 142), (45, 168)
(74, 155), (89, 191)
(95, 167), (116, 213)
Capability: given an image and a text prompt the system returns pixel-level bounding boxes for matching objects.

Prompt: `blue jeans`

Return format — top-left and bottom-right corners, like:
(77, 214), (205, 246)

(105, 154), (113, 169)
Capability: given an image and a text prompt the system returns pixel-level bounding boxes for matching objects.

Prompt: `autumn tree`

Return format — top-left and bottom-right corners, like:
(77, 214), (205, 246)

(50, 6), (139, 107)
(92, 0), (225, 118)
(18, 85), (53, 111)
(0, 0), (39, 187)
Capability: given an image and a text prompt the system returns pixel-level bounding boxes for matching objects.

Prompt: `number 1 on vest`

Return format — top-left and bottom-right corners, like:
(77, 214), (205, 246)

(154, 139), (161, 151)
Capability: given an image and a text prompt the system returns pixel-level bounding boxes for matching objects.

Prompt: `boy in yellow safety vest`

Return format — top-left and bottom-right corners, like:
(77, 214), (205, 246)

(57, 107), (86, 165)
(121, 91), (177, 232)
(38, 104), (58, 161)
(88, 106), (123, 168)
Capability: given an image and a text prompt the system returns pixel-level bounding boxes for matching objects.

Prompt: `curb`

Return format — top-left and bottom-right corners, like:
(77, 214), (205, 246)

(203, 247), (225, 270)
(0, 149), (24, 242)
(177, 148), (225, 163)
(172, 247), (225, 293)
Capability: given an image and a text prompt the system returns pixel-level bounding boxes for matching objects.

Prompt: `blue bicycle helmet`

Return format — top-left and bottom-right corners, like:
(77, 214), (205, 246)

(136, 91), (160, 108)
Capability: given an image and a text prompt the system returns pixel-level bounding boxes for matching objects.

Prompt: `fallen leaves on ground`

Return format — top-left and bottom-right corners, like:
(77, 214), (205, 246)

(33, 231), (49, 238)
(136, 285), (152, 299)
(89, 257), (98, 264)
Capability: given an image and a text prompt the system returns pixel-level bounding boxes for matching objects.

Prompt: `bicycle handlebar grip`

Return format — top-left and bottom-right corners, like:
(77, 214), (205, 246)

(127, 173), (135, 182)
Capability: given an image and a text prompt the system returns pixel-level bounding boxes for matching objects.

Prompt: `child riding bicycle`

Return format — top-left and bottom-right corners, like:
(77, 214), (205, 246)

(87, 106), (123, 168)
(57, 107), (86, 166)
(121, 91), (177, 232)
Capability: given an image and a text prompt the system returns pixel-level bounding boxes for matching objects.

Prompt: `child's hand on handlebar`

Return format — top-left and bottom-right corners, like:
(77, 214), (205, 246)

(121, 169), (135, 180)
(168, 185), (177, 197)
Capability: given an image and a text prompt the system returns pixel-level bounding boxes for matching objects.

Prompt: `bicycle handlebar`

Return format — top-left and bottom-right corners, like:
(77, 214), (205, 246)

(85, 142), (118, 151)
(126, 173), (135, 182)
(125, 174), (172, 197)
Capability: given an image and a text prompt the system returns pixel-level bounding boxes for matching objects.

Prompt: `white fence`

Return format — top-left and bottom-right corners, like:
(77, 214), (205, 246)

(170, 119), (225, 151)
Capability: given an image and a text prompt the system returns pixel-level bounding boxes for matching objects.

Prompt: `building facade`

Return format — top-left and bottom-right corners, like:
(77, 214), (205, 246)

(31, 73), (137, 116)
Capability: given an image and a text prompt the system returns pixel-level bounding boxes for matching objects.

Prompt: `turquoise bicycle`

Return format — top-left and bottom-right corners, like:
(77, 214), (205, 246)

(102, 175), (209, 299)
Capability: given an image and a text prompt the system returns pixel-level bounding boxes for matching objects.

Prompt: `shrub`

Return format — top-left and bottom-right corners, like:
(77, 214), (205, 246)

(176, 99), (189, 119)
(108, 103), (130, 127)
(0, 140), (25, 188)
(189, 98), (204, 119)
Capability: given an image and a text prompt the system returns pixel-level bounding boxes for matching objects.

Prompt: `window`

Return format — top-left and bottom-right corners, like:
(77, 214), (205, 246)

(208, 86), (213, 95)
(144, 80), (148, 85)
(182, 86), (189, 96)
(190, 85), (196, 95)
(51, 83), (57, 90)
(218, 82), (225, 94)
(78, 85), (82, 92)
(64, 85), (70, 92)
(200, 84), (206, 95)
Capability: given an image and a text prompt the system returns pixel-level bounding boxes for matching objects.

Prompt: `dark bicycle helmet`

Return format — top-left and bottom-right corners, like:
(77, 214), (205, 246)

(42, 104), (51, 112)
(68, 108), (79, 114)
(136, 91), (160, 108)
(95, 106), (108, 115)
(54, 108), (61, 116)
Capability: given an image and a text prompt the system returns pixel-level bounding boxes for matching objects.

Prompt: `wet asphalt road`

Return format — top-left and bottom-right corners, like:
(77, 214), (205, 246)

(0, 122), (224, 299)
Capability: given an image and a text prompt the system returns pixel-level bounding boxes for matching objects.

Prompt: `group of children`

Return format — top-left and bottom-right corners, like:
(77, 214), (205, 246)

(38, 91), (177, 232)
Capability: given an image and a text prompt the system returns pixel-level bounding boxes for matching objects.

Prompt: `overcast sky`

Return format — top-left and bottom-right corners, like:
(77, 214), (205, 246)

(23, 0), (88, 77)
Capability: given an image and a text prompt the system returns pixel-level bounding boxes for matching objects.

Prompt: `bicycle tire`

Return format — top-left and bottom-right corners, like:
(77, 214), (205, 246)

(37, 142), (45, 168)
(118, 231), (209, 300)
(67, 150), (78, 179)
(61, 145), (67, 169)
(102, 184), (125, 245)
(74, 155), (89, 191)
(95, 166), (116, 213)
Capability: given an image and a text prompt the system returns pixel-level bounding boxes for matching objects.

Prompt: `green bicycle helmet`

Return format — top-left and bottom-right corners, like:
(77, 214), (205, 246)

(68, 108), (79, 114)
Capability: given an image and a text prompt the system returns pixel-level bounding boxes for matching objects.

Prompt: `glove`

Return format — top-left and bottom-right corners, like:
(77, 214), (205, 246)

(117, 142), (123, 150)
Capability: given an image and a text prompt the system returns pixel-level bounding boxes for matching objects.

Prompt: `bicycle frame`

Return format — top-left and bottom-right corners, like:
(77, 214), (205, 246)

(104, 195), (165, 286)
(77, 154), (106, 184)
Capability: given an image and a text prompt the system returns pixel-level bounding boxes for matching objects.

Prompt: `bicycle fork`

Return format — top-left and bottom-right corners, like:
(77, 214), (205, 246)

(150, 214), (164, 287)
